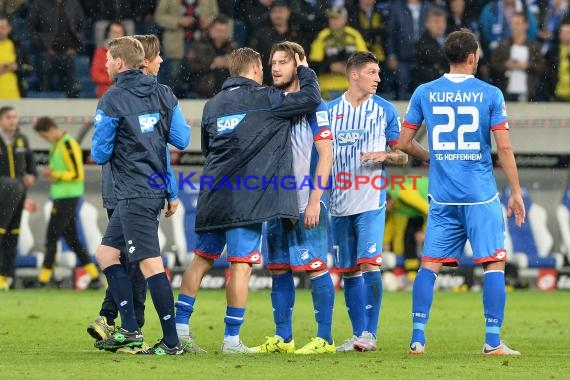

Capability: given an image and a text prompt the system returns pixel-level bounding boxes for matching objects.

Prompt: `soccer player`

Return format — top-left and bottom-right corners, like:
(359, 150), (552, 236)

(91, 36), (190, 355)
(86, 35), (176, 353)
(328, 51), (407, 352)
(34, 117), (100, 287)
(174, 47), (321, 354)
(396, 30), (526, 356)
(0, 106), (37, 290)
(253, 41), (335, 355)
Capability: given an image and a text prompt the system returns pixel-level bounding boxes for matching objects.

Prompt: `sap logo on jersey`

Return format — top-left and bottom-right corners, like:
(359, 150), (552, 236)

(139, 113), (160, 133)
(336, 129), (366, 146)
(217, 114), (246, 134)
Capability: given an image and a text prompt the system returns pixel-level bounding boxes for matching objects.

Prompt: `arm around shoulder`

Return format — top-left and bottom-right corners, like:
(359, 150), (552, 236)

(270, 66), (321, 117)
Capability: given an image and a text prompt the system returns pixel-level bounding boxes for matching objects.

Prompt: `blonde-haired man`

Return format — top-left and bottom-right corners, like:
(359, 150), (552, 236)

(91, 36), (191, 355)
(175, 47), (321, 354)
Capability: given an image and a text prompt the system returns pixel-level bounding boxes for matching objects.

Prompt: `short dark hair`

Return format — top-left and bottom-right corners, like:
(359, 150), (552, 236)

(210, 14), (230, 27)
(443, 30), (478, 65)
(33, 116), (58, 133)
(427, 6), (447, 20)
(346, 51), (379, 72)
(0, 106), (15, 118)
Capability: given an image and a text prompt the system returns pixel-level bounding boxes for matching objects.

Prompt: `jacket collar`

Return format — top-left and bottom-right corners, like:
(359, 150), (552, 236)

(221, 76), (262, 90)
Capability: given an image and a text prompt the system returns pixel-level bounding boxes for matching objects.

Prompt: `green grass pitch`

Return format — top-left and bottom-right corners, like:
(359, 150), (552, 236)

(0, 289), (569, 379)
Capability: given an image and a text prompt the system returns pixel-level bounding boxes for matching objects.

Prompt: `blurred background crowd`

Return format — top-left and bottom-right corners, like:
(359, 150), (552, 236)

(0, 0), (569, 101)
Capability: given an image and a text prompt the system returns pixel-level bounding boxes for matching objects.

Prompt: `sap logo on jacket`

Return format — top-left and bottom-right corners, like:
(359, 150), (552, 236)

(217, 114), (246, 134)
(139, 113), (160, 133)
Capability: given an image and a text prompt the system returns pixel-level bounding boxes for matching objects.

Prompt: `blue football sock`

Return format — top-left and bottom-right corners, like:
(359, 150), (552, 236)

(483, 270), (505, 348)
(311, 271), (335, 344)
(224, 306), (245, 338)
(343, 274), (365, 337)
(411, 267), (437, 345)
(103, 264), (138, 332)
(175, 293), (195, 336)
(147, 272), (178, 347)
(362, 270), (383, 336)
(271, 271), (295, 342)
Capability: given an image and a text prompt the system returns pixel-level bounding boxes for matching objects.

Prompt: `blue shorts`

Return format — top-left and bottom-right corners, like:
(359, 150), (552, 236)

(195, 224), (262, 264)
(101, 198), (164, 263)
(423, 196), (506, 267)
(266, 204), (329, 272)
(332, 207), (386, 272)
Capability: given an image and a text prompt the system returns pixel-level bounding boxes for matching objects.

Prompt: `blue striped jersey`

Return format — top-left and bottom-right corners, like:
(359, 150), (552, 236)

(328, 94), (401, 216)
(291, 99), (332, 212)
(403, 74), (509, 204)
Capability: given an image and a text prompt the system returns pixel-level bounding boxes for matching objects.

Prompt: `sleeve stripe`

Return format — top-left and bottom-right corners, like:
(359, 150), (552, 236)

(491, 120), (509, 131)
(403, 120), (420, 130)
(64, 140), (80, 180)
(313, 127), (333, 141)
(388, 140), (398, 147)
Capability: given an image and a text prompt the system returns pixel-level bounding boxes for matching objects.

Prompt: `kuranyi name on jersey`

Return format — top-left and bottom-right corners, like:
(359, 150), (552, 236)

(429, 91), (483, 103)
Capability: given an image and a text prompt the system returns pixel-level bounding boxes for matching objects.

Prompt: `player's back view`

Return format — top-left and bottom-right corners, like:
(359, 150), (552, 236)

(397, 30), (526, 356)
(407, 75), (504, 204)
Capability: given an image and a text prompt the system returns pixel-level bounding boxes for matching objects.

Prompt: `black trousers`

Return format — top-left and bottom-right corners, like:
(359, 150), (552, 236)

(43, 197), (92, 269)
(99, 208), (147, 328)
(0, 178), (25, 277)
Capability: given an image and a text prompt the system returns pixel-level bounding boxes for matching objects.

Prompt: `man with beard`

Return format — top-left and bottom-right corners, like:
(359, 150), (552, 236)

(253, 41), (335, 355)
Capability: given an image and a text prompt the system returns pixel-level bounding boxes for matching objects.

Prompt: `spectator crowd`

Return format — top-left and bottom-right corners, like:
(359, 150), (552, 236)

(0, 0), (569, 101)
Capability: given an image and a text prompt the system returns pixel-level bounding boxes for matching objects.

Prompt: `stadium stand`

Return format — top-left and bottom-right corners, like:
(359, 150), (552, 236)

(501, 187), (565, 269)
(556, 186), (570, 263)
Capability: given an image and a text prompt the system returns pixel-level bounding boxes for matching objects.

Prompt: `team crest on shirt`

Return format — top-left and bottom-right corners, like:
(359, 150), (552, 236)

(367, 242), (377, 254)
(298, 249), (310, 261)
(336, 129), (366, 147)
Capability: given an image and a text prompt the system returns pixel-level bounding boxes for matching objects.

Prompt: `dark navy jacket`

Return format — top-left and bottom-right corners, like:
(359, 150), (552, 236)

(92, 70), (190, 201)
(195, 66), (321, 231)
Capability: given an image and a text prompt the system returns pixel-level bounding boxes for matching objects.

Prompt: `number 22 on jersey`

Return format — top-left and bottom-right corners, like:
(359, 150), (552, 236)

(431, 106), (480, 151)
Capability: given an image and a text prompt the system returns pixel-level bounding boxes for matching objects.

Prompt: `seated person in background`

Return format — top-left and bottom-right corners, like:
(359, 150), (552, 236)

(187, 15), (239, 98)
(28, 0), (85, 98)
(309, 6), (367, 100)
(544, 20), (570, 101)
(90, 21), (127, 98)
(490, 12), (545, 102)
(249, 0), (302, 85)
(412, 7), (448, 90)
(0, 15), (33, 99)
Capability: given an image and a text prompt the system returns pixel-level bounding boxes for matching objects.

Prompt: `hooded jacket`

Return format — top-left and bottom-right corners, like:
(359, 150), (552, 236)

(92, 70), (190, 201)
(195, 65), (321, 232)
